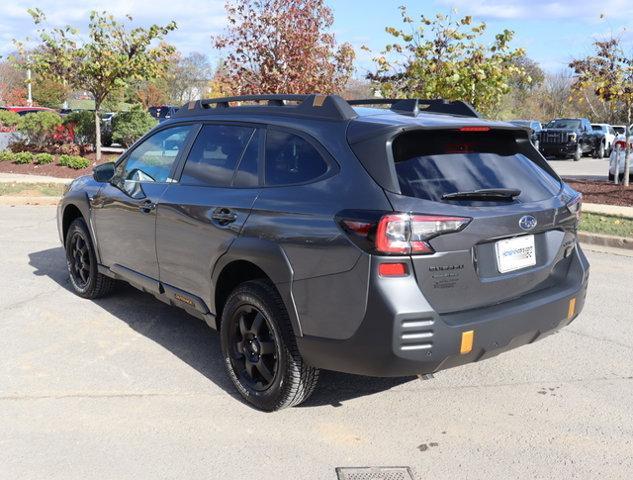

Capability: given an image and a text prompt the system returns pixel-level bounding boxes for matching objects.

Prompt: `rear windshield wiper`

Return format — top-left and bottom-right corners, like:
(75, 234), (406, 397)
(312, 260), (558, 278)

(442, 188), (521, 201)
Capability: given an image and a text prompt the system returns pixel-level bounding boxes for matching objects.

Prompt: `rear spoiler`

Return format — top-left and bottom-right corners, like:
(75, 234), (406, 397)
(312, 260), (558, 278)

(347, 99), (480, 118)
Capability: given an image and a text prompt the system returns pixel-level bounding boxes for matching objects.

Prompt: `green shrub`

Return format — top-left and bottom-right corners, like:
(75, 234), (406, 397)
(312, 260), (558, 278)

(13, 152), (33, 164)
(17, 111), (62, 148)
(111, 106), (156, 147)
(59, 154), (90, 169)
(63, 110), (115, 147)
(0, 150), (14, 162)
(0, 110), (20, 131)
(34, 152), (54, 165)
(63, 110), (95, 144)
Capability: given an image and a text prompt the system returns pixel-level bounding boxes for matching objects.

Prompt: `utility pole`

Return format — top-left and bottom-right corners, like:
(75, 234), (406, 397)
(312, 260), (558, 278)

(26, 64), (33, 107)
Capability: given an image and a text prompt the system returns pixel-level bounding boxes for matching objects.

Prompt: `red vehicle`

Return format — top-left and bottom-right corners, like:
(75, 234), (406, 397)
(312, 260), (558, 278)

(0, 106), (55, 116)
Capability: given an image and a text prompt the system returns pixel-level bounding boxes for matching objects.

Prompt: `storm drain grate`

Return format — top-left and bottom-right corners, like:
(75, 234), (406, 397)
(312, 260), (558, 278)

(335, 467), (414, 480)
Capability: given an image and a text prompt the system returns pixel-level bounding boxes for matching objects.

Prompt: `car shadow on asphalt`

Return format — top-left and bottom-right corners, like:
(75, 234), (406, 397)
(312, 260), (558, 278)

(29, 247), (416, 408)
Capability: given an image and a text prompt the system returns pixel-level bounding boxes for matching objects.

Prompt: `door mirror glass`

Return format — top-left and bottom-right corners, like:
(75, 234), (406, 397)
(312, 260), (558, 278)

(93, 162), (115, 183)
(122, 178), (148, 199)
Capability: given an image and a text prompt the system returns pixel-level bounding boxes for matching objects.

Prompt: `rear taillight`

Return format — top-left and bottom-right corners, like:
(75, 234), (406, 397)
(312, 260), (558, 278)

(567, 194), (582, 221)
(376, 214), (470, 255)
(339, 211), (471, 255)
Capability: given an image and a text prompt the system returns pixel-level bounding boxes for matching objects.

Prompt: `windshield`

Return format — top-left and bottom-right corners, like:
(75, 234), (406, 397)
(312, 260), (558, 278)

(393, 130), (561, 204)
(591, 125), (604, 131)
(548, 119), (580, 129)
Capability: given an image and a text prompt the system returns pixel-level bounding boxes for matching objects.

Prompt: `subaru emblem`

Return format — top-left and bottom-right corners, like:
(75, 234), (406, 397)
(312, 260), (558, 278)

(519, 215), (537, 231)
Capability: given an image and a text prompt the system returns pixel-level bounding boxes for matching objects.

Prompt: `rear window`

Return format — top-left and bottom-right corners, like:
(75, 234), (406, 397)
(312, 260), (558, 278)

(265, 130), (328, 185)
(392, 130), (561, 203)
(149, 107), (175, 119)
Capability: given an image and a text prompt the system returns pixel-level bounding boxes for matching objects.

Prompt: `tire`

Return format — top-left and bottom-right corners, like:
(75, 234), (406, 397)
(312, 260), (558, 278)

(220, 279), (319, 411)
(65, 218), (116, 299)
(573, 144), (582, 161)
(593, 143), (605, 159)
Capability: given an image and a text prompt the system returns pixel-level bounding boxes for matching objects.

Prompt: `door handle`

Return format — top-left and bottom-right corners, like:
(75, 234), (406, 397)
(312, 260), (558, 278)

(211, 208), (238, 224)
(138, 200), (156, 213)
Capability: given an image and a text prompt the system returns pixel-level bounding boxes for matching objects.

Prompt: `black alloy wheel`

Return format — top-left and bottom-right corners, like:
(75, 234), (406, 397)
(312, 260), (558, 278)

(64, 217), (116, 299)
(68, 232), (91, 289)
(226, 304), (279, 391)
(220, 280), (320, 411)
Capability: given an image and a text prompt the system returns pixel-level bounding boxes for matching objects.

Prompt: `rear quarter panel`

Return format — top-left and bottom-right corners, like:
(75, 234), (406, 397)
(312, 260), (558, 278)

(242, 126), (392, 339)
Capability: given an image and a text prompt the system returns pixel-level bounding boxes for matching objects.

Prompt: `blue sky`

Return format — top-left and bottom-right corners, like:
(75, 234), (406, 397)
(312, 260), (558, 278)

(2, 0), (633, 75)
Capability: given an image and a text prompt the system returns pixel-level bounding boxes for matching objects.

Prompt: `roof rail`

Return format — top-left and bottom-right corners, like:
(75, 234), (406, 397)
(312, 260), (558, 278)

(347, 98), (480, 118)
(174, 94), (358, 121)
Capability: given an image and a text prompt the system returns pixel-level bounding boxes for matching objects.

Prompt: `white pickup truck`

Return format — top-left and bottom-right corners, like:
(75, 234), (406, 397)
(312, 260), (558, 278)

(591, 124), (616, 156)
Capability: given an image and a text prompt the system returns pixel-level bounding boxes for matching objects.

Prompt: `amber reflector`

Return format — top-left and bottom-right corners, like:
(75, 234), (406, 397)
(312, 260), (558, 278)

(460, 330), (474, 354)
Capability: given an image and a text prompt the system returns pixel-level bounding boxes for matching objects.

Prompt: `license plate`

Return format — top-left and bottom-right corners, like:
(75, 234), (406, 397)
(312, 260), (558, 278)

(495, 235), (536, 273)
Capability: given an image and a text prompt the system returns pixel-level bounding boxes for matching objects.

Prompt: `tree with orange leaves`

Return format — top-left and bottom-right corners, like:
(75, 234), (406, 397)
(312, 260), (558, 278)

(213, 0), (355, 95)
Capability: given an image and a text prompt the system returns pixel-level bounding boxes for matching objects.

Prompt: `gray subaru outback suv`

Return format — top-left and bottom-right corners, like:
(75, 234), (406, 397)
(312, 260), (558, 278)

(57, 94), (589, 410)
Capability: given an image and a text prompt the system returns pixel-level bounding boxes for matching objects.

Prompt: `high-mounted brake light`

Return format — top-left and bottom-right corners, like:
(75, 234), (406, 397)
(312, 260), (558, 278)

(459, 126), (490, 132)
(375, 213), (471, 255)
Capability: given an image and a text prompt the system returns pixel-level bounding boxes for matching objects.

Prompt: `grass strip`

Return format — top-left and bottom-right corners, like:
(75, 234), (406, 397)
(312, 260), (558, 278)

(0, 182), (66, 197)
(579, 212), (633, 238)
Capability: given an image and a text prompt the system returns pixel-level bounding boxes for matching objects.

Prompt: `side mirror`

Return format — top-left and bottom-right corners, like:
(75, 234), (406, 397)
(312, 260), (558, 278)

(93, 162), (115, 183)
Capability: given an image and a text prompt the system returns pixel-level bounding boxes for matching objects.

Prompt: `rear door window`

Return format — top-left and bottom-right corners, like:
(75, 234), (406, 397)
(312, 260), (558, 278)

(264, 130), (328, 185)
(180, 124), (255, 187)
(233, 129), (261, 187)
(393, 130), (561, 204)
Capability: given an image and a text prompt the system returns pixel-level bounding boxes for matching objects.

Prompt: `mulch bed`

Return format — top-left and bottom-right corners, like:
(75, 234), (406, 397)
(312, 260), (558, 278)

(0, 153), (119, 179)
(566, 179), (633, 207)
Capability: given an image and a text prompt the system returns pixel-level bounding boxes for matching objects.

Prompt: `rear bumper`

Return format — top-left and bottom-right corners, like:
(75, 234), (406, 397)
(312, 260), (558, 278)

(297, 245), (589, 377)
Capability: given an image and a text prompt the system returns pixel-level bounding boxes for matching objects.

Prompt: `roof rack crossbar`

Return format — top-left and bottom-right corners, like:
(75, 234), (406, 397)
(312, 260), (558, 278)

(175, 94), (358, 121)
(347, 98), (480, 118)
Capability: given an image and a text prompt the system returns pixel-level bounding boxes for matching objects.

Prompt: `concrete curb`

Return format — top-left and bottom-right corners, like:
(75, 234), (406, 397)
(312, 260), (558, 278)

(584, 202), (633, 219)
(0, 196), (60, 206)
(578, 231), (633, 250)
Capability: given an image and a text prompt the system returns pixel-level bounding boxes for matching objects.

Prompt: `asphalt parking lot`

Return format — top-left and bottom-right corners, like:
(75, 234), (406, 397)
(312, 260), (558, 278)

(1, 205), (632, 480)
(547, 155), (608, 180)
